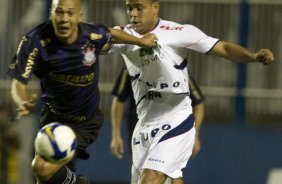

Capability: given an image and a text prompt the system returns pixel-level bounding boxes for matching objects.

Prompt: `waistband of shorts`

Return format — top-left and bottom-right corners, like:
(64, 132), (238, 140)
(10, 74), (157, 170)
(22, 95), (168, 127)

(44, 103), (98, 123)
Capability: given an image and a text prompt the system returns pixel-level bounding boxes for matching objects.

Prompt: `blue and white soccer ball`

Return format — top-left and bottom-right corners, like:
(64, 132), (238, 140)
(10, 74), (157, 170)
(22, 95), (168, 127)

(34, 122), (77, 164)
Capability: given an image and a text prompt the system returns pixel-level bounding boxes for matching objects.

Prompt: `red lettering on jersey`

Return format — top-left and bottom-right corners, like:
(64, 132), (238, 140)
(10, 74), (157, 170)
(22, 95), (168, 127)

(160, 25), (184, 31)
(175, 27), (184, 31)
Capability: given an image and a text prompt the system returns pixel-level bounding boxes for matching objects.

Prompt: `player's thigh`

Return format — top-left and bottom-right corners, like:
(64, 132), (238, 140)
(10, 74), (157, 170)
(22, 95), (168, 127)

(171, 178), (184, 184)
(139, 168), (166, 184)
(163, 177), (183, 184)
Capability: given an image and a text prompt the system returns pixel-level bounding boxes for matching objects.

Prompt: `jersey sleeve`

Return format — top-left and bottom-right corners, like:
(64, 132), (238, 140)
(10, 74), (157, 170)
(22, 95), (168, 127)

(112, 66), (132, 102)
(88, 22), (113, 55)
(6, 36), (39, 84)
(189, 74), (204, 107)
(97, 23), (112, 46)
(163, 24), (219, 54)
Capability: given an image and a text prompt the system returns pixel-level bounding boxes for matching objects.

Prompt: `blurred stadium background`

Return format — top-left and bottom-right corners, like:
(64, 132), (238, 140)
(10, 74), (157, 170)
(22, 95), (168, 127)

(0, 0), (281, 184)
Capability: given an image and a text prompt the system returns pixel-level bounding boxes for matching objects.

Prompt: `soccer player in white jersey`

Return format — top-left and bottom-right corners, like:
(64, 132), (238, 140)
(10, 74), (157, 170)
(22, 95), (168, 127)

(110, 0), (274, 183)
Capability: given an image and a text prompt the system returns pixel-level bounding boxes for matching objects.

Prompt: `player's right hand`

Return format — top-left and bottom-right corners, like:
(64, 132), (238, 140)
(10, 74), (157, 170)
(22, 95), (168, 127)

(110, 135), (124, 159)
(16, 94), (38, 119)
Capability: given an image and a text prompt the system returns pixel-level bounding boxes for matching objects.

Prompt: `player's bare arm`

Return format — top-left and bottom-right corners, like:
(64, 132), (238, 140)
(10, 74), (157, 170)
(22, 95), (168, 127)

(100, 28), (157, 54)
(110, 97), (125, 159)
(192, 102), (205, 157)
(11, 79), (38, 119)
(109, 28), (158, 47)
(209, 41), (274, 65)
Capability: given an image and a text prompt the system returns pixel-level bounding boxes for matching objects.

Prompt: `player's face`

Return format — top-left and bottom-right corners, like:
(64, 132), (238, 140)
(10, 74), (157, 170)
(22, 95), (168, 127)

(126, 0), (159, 35)
(50, 0), (82, 44)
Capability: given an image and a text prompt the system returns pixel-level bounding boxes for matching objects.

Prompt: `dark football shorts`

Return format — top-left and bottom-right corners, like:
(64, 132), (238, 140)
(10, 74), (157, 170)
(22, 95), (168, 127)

(39, 106), (104, 161)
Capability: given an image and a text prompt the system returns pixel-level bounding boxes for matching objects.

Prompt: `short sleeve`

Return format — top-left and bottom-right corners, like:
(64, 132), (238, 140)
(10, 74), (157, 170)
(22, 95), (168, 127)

(96, 23), (112, 46)
(6, 36), (39, 84)
(189, 74), (204, 107)
(162, 24), (219, 54)
(112, 66), (132, 102)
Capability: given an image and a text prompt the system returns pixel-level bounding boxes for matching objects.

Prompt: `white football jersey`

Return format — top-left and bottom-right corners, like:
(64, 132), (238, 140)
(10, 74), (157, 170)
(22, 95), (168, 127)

(111, 19), (219, 125)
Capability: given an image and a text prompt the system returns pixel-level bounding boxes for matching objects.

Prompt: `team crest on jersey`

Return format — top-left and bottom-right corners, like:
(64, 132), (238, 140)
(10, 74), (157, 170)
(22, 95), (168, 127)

(81, 43), (96, 66)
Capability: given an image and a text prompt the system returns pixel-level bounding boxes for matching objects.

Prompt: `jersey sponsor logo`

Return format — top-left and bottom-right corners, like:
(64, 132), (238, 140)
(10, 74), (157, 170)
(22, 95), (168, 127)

(139, 49), (165, 66)
(46, 103), (87, 122)
(146, 81), (181, 89)
(133, 124), (172, 145)
(82, 43), (96, 66)
(140, 54), (159, 66)
(22, 48), (38, 78)
(139, 47), (154, 57)
(143, 81), (181, 100)
(90, 33), (102, 40)
(48, 71), (95, 87)
(150, 124), (171, 138)
(136, 80), (182, 101)
(145, 91), (162, 100)
(160, 25), (184, 31)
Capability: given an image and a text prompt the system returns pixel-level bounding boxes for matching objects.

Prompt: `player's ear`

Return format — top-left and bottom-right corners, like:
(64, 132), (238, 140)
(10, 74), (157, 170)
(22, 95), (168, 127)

(79, 11), (83, 20)
(152, 2), (159, 15)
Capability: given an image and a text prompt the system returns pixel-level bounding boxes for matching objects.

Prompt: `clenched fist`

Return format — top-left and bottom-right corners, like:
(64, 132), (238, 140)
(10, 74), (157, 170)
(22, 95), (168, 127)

(255, 48), (274, 65)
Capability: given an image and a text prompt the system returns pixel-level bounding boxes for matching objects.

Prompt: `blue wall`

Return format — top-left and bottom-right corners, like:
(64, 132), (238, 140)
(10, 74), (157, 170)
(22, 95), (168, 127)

(76, 121), (282, 184)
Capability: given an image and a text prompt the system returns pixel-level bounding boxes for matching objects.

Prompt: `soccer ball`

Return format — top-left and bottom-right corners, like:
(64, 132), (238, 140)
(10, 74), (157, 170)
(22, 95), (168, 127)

(34, 122), (77, 164)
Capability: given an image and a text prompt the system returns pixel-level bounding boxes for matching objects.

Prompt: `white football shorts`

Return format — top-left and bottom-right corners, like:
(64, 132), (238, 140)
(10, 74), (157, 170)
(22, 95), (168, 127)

(131, 111), (195, 182)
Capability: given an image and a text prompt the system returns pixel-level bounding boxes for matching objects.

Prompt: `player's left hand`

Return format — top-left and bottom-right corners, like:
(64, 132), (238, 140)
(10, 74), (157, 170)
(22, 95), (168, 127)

(110, 135), (124, 159)
(16, 93), (38, 120)
(192, 134), (201, 157)
(255, 48), (274, 65)
(139, 33), (158, 48)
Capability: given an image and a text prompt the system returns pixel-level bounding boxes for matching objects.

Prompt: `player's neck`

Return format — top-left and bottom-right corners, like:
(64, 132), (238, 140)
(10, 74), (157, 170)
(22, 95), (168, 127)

(143, 18), (160, 35)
